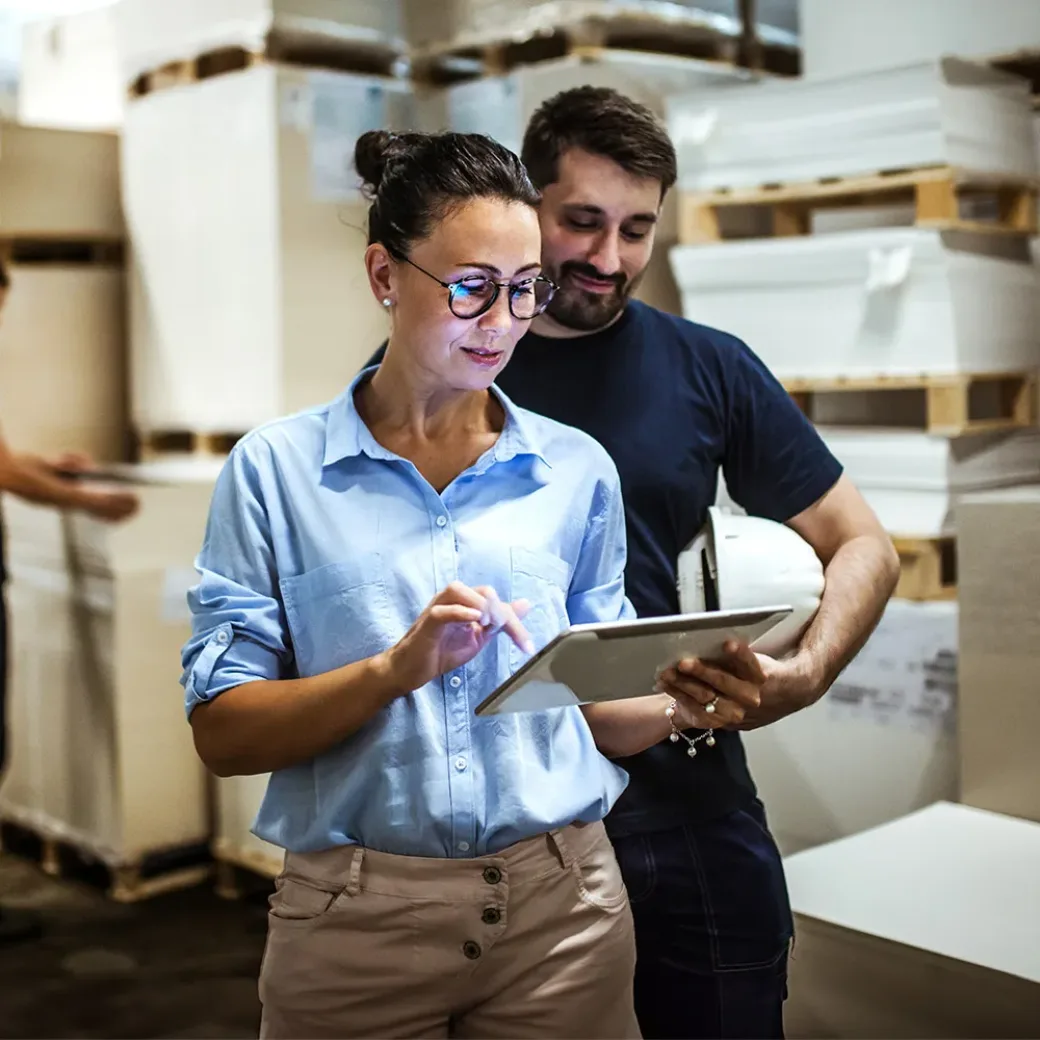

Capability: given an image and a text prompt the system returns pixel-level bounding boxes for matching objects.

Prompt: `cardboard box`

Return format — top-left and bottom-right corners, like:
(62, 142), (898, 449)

(123, 64), (411, 434)
(0, 472), (215, 866)
(670, 228), (1039, 379)
(115, 0), (404, 82)
(667, 57), (1036, 192)
(0, 122), (123, 239)
(955, 487), (1040, 824)
(783, 803), (1040, 1039)
(18, 6), (124, 131)
(801, 0), (1040, 81)
(0, 265), (127, 463)
(817, 430), (1040, 537)
(744, 600), (958, 856)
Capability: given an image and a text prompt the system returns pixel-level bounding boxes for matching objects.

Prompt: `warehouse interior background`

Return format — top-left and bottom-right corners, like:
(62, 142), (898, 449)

(0, 0), (1038, 1037)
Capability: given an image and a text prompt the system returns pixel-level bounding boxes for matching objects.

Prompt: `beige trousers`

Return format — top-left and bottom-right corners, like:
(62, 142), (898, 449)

(258, 820), (641, 1040)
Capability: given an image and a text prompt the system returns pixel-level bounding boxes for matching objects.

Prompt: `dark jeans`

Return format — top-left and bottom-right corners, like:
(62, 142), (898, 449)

(610, 800), (794, 1040)
(0, 586), (6, 776)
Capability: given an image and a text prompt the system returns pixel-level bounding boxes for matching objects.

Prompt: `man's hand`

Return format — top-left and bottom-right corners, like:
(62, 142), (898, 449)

(79, 487), (140, 522)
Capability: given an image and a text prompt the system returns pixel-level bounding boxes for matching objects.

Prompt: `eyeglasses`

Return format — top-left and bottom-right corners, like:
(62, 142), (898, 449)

(403, 257), (557, 321)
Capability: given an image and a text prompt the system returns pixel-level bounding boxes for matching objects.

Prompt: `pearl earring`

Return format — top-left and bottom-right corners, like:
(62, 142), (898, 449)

(382, 298), (392, 308)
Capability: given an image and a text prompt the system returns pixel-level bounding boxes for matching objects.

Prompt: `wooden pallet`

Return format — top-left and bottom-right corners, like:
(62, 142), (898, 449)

(0, 236), (124, 266)
(128, 37), (404, 99)
(787, 371), (1038, 436)
(0, 819), (212, 903)
(135, 430), (244, 460)
(408, 8), (795, 86)
(679, 166), (1039, 244)
(212, 844), (284, 901)
(892, 536), (957, 602)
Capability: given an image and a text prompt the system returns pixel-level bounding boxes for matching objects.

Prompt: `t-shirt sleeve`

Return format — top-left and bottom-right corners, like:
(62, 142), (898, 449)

(721, 338), (844, 523)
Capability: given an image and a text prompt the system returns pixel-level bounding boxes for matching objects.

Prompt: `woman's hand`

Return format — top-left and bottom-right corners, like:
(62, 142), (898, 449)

(382, 581), (532, 695)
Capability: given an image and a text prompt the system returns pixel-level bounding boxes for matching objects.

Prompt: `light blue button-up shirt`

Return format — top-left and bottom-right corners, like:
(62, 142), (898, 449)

(181, 368), (634, 858)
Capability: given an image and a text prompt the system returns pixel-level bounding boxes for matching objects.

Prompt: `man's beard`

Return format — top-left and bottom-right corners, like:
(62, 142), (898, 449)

(542, 260), (646, 332)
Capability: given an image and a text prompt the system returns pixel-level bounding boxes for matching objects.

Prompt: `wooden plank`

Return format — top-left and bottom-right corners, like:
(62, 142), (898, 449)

(136, 430), (244, 460)
(786, 371), (1038, 436)
(914, 175), (959, 225)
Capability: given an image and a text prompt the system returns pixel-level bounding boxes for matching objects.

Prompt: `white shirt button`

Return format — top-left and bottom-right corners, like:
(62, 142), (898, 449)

(449, 676), (462, 689)
(216, 631), (229, 644)
(457, 841), (470, 852)
(436, 516), (448, 528)
(455, 757), (467, 772)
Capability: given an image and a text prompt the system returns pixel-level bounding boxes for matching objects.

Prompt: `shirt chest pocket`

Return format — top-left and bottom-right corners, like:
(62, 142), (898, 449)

(509, 546), (571, 671)
(280, 556), (394, 678)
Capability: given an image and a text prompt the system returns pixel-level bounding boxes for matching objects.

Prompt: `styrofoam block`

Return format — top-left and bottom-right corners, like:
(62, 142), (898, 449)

(18, 6), (124, 131)
(817, 429), (1040, 536)
(0, 483), (214, 864)
(670, 228), (1040, 379)
(123, 64), (408, 434)
(667, 57), (1036, 191)
(801, 0), (1040, 81)
(115, 0), (404, 82)
(745, 599), (958, 856)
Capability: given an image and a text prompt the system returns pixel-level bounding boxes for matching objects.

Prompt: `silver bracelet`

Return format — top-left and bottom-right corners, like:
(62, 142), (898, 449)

(666, 699), (716, 757)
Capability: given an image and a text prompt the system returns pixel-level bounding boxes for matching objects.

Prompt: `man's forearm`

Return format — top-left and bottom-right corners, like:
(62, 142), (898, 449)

(0, 454), (91, 510)
(796, 531), (899, 700)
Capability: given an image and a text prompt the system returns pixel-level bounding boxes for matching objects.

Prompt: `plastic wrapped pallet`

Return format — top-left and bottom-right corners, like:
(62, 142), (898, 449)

(816, 430), (1040, 538)
(115, 0), (405, 83)
(669, 228), (1039, 380)
(801, 0), (1040, 81)
(18, 6), (124, 131)
(123, 65), (412, 436)
(0, 121), (122, 239)
(0, 469), (216, 894)
(667, 58), (1036, 193)
(742, 599), (958, 857)
(782, 803), (1040, 1039)
(956, 487), (1040, 825)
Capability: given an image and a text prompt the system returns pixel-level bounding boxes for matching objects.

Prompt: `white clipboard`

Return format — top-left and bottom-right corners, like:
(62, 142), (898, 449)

(474, 605), (793, 716)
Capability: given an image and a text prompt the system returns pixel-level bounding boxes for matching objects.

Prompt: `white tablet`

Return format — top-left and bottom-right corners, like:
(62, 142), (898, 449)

(474, 605), (792, 716)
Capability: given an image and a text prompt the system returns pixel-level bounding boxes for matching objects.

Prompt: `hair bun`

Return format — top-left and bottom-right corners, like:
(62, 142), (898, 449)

(354, 130), (398, 198)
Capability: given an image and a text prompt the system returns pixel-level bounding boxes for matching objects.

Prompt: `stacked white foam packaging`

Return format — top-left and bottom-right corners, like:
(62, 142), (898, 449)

(416, 50), (754, 316)
(0, 122), (126, 464)
(668, 58), (1040, 856)
(119, 14), (411, 438)
(0, 464), (221, 884)
(117, 2), (415, 879)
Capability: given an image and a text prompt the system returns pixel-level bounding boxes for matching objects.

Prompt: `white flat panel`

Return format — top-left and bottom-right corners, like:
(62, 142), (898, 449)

(670, 228), (1040, 379)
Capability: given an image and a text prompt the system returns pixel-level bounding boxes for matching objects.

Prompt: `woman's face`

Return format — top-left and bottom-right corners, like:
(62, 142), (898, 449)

(380, 197), (543, 391)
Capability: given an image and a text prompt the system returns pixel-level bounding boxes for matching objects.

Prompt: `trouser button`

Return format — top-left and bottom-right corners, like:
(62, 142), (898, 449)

(482, 866), (502, 885)
(481, 906), (501, 925)
(462, 940), (482, 960)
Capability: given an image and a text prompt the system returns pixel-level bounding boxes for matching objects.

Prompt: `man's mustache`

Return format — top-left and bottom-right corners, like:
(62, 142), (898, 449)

(559, 262), (626, 291)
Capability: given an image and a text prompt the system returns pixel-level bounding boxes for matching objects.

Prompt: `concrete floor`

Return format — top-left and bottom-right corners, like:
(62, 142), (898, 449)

(0, 852), (270, 1039)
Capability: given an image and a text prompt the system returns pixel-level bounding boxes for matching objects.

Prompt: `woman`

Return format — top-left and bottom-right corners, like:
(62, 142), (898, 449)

(181, 130), (642, 1040)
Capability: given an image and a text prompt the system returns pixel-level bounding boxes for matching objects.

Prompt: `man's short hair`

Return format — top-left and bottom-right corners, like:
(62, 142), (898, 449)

(521, 85), (678, 196)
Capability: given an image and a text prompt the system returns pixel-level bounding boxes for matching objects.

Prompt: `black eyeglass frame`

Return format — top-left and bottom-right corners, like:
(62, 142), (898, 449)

(402, 257), (557, 320)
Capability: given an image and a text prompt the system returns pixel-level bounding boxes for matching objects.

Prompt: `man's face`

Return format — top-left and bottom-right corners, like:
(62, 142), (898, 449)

(536, 148), (662, 334)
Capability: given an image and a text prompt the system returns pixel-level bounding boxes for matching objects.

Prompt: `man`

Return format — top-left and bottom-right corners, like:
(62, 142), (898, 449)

(0, 259), (139, 942)
(369, 88), (900, 1039)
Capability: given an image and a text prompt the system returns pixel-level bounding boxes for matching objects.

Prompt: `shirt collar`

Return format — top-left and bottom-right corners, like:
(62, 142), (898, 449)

(323, 366), (551, 470)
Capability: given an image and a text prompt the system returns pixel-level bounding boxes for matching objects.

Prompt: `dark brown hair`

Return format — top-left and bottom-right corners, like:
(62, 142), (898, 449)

(355, 130), (541, 260)
(521, 86), (677, 196)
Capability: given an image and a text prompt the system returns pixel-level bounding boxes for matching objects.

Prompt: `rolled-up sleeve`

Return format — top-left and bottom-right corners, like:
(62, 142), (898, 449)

(566, 456), (637, 626)
(180, 440), (292, 717)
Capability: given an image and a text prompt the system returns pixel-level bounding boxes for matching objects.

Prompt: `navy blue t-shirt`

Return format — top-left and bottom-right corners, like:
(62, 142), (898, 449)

(367, 300), (843, 832)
